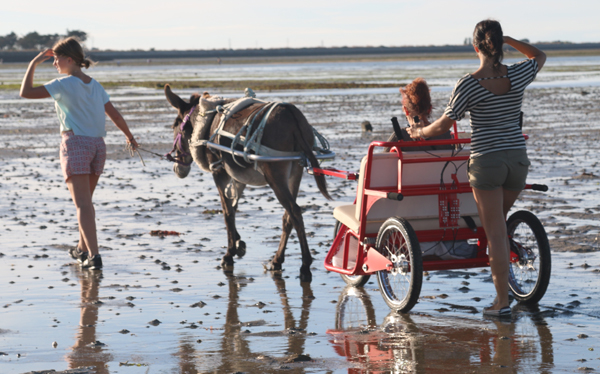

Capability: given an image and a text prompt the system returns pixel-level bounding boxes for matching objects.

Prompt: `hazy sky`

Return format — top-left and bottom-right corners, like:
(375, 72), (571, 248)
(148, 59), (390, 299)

(3, 0), (599, 50)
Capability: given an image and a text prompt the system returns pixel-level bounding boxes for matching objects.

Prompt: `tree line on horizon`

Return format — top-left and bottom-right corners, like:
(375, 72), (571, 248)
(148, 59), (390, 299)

(0, 30), (87, 50)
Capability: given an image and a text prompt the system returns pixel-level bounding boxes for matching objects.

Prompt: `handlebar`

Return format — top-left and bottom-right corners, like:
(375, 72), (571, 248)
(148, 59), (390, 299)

(529, 184), (549, 192)
(386, 192), (404, 201)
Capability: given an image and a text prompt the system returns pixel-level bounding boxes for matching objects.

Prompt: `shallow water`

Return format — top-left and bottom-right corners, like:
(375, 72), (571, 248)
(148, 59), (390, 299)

(1, 154), (600, 374)
(1, 57), (600, 373)
(1, 55), (600, 90)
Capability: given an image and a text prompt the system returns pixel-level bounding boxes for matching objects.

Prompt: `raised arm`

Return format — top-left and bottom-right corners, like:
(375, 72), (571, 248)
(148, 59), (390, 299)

(20, 49), (53, 99)
(406, 114), (455, 139)
(503, 36), (546, 71)
(105, 101), (139, 148)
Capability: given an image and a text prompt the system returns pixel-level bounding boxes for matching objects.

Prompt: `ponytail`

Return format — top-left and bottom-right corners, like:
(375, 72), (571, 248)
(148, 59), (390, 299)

(53, 37), (96, 69)
(82, 58), (93, 69)
(473, 20), (504, 72)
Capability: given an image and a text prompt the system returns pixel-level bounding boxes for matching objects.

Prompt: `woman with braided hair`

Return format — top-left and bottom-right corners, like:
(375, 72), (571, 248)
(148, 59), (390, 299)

(407, 20), (546, 316)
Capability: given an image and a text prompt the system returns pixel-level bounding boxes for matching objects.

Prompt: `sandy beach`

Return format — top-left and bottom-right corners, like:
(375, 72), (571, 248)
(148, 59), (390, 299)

(1, 56), (600, 373)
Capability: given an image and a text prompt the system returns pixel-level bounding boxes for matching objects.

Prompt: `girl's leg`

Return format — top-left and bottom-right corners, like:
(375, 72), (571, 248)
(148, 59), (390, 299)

(77, 174), (100, 254)
(487, 188), (523, 307)
(503, 189), (522, 219)
(472, 187), (510, 310)
(67, 174), (99, 257)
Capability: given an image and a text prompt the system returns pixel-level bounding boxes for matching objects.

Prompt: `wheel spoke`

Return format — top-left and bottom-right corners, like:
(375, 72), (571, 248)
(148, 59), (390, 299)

(376, 217), (422, 313)
(507, 211), (550, 303)
(510, 225), (540, 294)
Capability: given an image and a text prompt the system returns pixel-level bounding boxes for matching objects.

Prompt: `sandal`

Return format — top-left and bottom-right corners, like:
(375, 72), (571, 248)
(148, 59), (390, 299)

(483, 306), (511, 317)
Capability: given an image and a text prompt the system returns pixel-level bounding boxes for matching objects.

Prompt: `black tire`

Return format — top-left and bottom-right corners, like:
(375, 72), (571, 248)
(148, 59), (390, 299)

(375, 217), (422, 313)
(335, 285), (377, 330)
(334, 220), (370, 287)
(506, 210), (551, 304)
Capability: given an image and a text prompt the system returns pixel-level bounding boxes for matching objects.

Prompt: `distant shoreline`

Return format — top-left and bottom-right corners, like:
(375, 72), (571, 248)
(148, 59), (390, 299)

(1, 43), (600, 64)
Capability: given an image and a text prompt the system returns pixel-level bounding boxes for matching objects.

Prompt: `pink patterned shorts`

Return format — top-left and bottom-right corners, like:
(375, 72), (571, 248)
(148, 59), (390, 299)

(59, 131), (106, 181)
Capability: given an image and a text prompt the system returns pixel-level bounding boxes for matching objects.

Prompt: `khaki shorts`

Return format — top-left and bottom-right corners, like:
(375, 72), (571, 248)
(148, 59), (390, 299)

(467, 149), (530, 191)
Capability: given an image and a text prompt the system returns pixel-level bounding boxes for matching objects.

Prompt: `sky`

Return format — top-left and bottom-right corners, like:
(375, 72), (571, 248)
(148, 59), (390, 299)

(2, 0), (599, 51)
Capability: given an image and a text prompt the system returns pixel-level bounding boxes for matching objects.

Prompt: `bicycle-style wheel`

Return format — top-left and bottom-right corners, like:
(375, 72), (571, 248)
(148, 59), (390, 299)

(375, 217), (422, 313)
(334, 220), (370, 287)
(507, 210), (551, 304)
(335, 285), (377, 331)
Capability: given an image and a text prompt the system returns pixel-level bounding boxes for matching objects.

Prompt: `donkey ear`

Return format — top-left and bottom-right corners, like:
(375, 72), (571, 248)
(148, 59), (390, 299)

(164, 84), (186, 111)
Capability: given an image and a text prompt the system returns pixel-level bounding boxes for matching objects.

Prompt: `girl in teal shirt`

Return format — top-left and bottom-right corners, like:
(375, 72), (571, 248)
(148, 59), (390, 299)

(20, 37), (139, 270)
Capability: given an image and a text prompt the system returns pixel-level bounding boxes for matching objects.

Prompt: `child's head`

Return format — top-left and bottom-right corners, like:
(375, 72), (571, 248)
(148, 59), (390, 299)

(400, 78), (432, 119)
(52, 37), (94, 69)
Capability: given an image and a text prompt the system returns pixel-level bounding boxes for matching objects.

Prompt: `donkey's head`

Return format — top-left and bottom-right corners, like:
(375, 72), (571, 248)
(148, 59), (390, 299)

(164, 84), (201, 178)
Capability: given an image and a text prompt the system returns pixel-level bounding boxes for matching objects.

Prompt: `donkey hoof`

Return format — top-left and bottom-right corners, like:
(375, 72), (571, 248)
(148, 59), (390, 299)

(262, 260), (282, 272)
(236, 240), (246, 258)
(299, 269), (313, 283)
(221, 256), (234, 267)
(299, 264), (312, 283)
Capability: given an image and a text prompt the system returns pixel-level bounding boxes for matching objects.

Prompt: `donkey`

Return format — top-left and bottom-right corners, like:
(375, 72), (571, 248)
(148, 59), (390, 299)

(164, 85), (331, 282)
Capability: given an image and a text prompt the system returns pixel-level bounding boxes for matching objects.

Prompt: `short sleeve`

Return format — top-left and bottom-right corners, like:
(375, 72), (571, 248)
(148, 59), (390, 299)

(444, 76), (471, 121)
(511, 59), (539, 86)
(95, 80), (110, 104)
(44, 78), (63, 101)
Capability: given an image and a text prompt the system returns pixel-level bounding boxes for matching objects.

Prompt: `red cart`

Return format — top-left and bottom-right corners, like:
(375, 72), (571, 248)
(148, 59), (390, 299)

(312, 131), (551, 313)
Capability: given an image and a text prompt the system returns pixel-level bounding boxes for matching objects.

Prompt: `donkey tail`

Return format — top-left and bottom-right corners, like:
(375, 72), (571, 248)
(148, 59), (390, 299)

(286, 104), (332, 201)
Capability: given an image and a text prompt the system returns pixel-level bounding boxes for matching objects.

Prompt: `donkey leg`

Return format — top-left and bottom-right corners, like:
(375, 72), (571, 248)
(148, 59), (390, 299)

(213, 171), (243, 267)
(287, 162), (313, 282)
(267, 160), (303, 271)
(263, 162), (313, 282)
(264, 210), (293, 272)
(227, 179), (247, 257)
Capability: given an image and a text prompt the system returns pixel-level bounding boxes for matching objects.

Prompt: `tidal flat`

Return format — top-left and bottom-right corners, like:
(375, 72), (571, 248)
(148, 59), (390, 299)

(1, 56), (600, 373)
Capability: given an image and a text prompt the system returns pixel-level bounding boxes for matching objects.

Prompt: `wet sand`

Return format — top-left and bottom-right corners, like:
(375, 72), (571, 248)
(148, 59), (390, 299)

(1, 68), (600, 373)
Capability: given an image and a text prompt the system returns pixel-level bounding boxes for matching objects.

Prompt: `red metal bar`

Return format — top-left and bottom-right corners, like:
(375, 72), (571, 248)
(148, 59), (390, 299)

(371, 138), (471, 149)
(310, 167), (358, 180)
(362, 185), (473, 197)
(423, 257), (490, 271)
(401, 156), (470, 164)
(368, 133), (528, 151)
(398, 184), (472, 196)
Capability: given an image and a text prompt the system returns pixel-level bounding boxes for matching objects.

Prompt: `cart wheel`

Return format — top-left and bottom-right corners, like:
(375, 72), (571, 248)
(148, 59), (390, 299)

(335, 285), (377, 330)
(507, 210), (551, 304)
(334, 220), (371, 287)
(375, 217), (422, 313)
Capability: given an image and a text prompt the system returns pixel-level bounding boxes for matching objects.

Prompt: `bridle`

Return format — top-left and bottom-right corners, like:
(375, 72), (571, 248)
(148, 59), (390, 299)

(165, 105), (195, 166)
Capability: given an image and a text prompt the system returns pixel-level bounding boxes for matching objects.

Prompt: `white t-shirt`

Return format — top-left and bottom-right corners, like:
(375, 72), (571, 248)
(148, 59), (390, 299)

(44, 76), (110, 137)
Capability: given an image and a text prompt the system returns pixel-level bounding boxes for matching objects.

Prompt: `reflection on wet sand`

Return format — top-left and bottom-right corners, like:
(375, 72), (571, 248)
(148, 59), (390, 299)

(173, 270), (316, 373)
(328, 286), (555, 373)
(214, 269), (253, 373)
(173, 338), (198, 374)
(67, 268), (111, 374)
